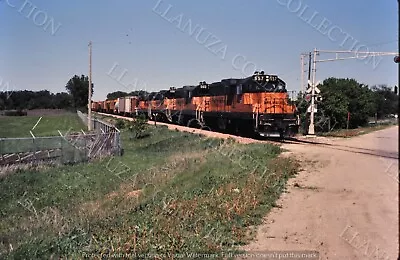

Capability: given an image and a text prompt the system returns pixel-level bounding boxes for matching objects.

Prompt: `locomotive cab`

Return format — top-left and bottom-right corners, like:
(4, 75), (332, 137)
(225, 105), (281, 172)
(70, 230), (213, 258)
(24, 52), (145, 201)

(247, 71), (299, 138)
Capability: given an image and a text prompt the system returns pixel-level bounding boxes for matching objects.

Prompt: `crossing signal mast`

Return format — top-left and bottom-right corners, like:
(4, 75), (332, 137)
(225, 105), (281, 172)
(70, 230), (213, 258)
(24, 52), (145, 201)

(302, 48), (399, 135)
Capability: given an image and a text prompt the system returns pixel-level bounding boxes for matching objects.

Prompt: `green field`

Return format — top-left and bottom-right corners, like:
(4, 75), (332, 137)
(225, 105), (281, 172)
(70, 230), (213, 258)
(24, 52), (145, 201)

(0, 124), (298, 259)
(0, 113), (86, 138)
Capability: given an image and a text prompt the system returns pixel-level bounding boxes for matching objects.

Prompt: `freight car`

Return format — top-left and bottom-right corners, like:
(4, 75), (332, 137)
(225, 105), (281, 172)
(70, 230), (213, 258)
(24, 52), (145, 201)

(92, 71), (300, 138)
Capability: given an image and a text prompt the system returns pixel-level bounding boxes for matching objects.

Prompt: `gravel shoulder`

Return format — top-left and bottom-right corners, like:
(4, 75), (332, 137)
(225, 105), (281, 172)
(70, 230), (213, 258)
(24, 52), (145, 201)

(240, 126), (399, 260)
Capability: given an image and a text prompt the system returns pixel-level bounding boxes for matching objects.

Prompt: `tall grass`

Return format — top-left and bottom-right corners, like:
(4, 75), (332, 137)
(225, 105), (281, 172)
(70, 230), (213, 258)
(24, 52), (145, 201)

(0, 126), (298, 259)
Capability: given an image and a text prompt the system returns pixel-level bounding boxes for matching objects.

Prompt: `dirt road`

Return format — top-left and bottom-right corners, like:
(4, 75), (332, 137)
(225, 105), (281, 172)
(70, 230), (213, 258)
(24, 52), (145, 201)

(241, 126), (399, 260)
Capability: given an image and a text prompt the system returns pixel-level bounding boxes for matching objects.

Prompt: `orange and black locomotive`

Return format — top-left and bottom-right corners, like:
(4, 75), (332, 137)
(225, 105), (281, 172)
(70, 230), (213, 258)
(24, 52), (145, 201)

(92, 71), (300, 138)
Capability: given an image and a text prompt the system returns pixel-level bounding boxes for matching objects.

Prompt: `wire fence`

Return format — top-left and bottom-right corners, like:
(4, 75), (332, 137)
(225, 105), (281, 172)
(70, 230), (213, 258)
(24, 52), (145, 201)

(0, 112), (121, 166)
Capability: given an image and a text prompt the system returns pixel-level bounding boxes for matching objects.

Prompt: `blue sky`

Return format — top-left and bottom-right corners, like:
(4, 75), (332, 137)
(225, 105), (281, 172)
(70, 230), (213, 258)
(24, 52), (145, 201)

(0, 0), (397, 100)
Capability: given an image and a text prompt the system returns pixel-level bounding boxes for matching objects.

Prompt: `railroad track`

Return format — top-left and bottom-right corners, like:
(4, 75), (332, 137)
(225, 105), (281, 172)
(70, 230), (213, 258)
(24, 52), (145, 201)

(95, 112), (331, 146)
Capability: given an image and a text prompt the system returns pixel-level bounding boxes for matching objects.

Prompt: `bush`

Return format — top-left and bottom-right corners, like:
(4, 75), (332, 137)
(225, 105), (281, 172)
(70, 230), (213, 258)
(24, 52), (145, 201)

(115, 119), (126, 129)
(128, 115), (149, 139)
(4, 110), (27, 116)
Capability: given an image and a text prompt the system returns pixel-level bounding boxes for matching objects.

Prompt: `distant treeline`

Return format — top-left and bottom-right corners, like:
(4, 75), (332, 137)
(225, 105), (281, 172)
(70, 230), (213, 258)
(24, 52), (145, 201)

(106, 90), (149, 100)
(0, 90), (73, 110)
(0, 74), (93, 111)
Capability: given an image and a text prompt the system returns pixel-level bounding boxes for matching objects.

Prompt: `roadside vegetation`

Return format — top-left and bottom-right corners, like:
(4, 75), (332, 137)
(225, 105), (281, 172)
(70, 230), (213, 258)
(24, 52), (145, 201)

(296, 78), (398, 134)
(320, 120), (398, 138)
(0, 125), (298, 259)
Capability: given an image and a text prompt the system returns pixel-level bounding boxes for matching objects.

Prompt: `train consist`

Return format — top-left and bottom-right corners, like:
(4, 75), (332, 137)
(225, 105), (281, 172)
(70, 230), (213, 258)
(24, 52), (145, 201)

(92, 71), (300, 138)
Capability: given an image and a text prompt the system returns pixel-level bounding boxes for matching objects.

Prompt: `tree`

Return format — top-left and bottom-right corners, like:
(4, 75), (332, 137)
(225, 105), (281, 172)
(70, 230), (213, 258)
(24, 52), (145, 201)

(53, 92), (73, 109)
(65, 75), (93, 109)
(106, 91), (128, 100)
(370, 85), (399, 119)
(128, 90), (149, 98)
(128, 115), (149, 139)
(0, 97), (4, 110)
(0, 90), (74, 110)
(106, 90), (150, 100)
(295, 91), (309, 134)
(318, 78), (376, 129)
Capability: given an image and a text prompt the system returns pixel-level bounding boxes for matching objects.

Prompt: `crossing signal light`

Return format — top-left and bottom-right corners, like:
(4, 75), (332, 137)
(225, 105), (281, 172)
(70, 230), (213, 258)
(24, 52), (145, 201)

(394, 56), (400, 63)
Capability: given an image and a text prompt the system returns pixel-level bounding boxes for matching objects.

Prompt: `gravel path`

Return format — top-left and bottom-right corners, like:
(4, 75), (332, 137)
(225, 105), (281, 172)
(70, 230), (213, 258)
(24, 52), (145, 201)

(240, 126), (399, 260)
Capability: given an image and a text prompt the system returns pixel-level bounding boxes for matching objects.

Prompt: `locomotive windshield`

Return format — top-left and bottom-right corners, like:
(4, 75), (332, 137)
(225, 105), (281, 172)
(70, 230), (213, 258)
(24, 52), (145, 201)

(246, 79), (287, 93)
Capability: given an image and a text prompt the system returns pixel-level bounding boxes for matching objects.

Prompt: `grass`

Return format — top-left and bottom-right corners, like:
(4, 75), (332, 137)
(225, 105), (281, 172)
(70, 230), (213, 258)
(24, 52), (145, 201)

(0, 113), (86, 138)
(0, 124), (298, 259)
(318, 121), (398, 138)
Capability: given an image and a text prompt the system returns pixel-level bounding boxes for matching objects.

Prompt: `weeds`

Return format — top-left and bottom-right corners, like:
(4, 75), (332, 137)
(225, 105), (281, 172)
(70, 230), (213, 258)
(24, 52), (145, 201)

(0, 127), (298, 258)
(293, 183), (320, 191)
(115, 119), (126, 130)
(128, 115), (149, 139)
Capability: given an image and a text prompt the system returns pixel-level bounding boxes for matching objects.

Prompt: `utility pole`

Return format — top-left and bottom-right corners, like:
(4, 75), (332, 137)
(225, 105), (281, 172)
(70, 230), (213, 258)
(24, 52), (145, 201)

(300, 55), (304, 93)
(308, 52), (312, 81)
(397, 2), (399, 256)
(88, 41), (92, 131)
(308, 48), (317, 135)
(300, 53), (309, 93)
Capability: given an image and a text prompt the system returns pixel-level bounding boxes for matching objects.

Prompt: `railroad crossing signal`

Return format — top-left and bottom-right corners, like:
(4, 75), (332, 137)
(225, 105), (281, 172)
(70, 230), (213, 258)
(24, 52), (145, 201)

(305, 94), (322, 102)
(306, 76), (321, 135)
(307, 104), (317, 113)
(394, 56), (400, 63)
(306, 80), (321, 94)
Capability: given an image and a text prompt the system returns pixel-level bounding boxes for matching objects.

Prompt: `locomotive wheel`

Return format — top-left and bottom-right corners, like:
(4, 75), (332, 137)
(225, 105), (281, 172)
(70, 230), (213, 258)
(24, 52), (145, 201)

(217, 117), (227, 130)
(279, 130), (284, 140)
(187, 118), (202, 128)
(200, 125), (211, 131)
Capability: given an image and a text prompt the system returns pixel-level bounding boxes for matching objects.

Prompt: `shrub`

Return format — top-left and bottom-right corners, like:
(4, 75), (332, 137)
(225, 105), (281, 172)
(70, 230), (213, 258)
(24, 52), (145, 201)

(128, 115), (149, 139)
(115, 119), (126, 129)
(4, 110), (27, 116)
